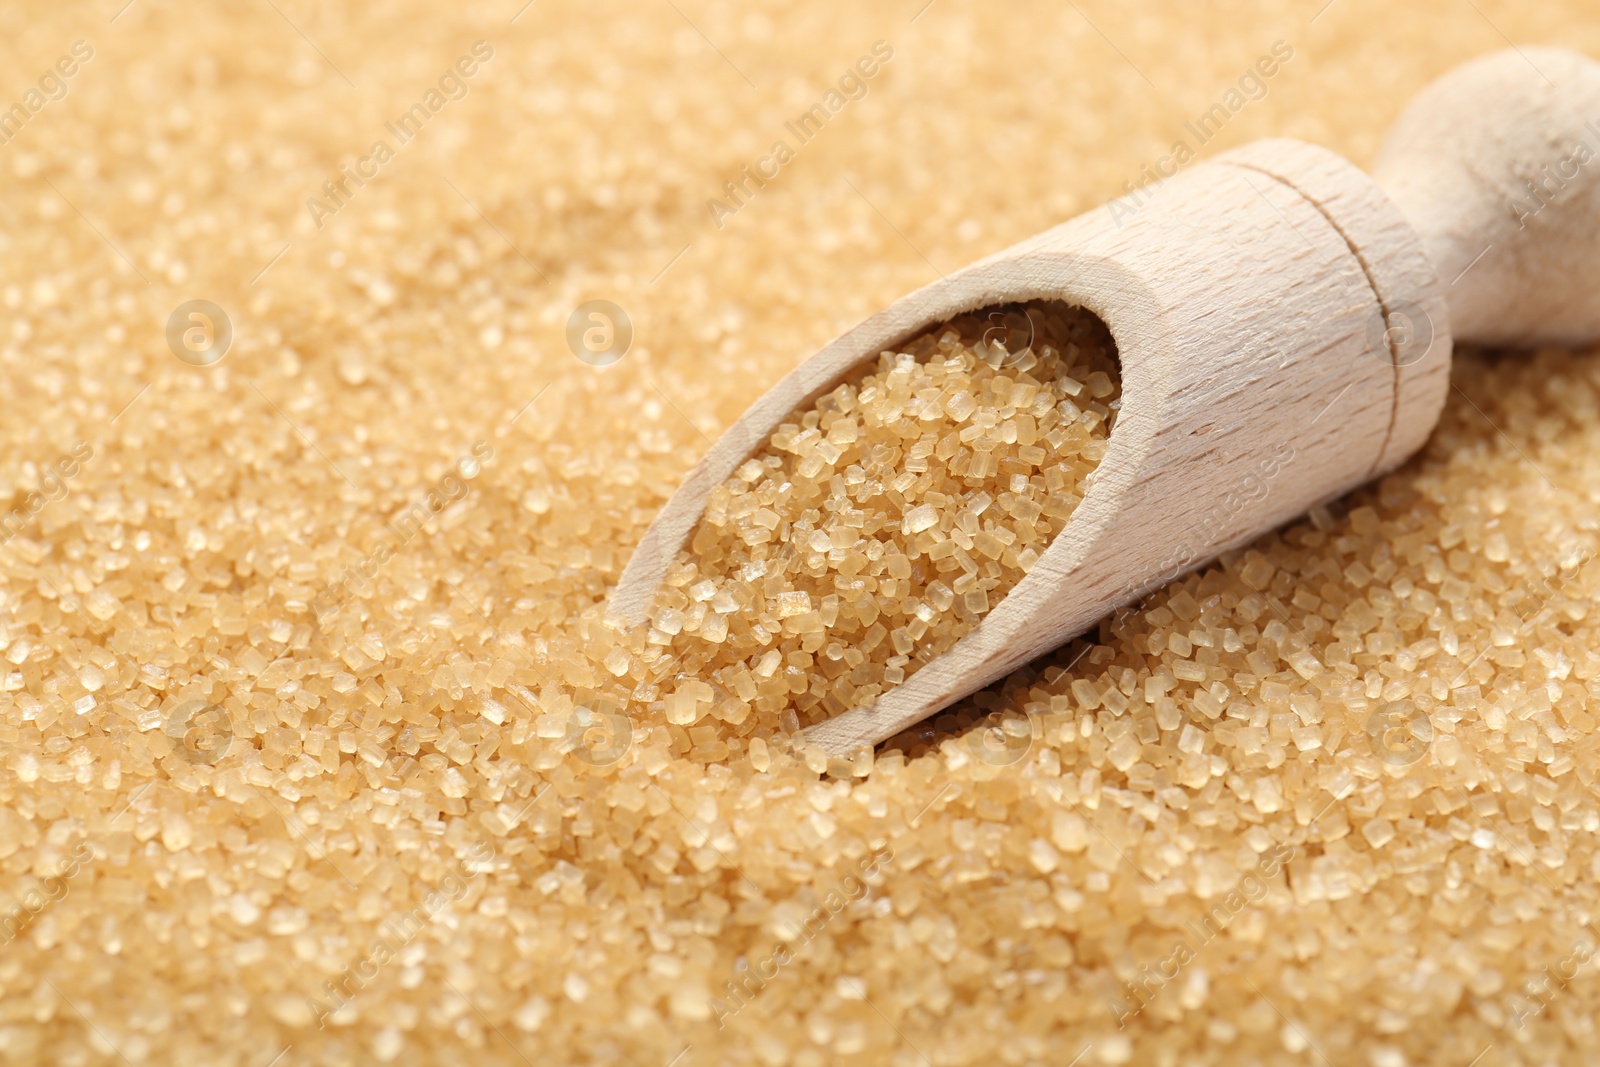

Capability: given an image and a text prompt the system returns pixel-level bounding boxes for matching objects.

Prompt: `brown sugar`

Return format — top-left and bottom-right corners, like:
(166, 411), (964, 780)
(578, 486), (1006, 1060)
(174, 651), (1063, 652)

(3, 0), (1600, 1063)
(641, 301), (1119, 736)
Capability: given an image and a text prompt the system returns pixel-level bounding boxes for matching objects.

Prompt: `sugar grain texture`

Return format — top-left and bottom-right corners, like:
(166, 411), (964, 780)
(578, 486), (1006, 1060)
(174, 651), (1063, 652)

(645, 302), (1118, 745)
(2, 2), (1600, 1066)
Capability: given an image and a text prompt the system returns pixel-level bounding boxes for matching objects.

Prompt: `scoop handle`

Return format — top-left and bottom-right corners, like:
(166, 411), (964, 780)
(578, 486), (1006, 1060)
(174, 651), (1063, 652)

(1373, 47), (1600, 346)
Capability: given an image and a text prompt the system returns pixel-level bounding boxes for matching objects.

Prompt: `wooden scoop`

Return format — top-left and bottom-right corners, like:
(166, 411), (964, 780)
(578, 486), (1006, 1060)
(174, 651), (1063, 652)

(611, 48), (1600, 756)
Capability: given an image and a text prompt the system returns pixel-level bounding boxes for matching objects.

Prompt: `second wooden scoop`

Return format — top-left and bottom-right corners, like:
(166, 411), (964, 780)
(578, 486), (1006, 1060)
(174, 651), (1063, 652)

(611, 48), (1600, 756)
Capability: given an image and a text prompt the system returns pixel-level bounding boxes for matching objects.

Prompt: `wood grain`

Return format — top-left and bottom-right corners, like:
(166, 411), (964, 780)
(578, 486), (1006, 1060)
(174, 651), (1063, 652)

(612, 47), (1600, 756)
(807, 142), (1445, 755)
(1374, 47), (1600, 346)
(610, 140), (1445, 755)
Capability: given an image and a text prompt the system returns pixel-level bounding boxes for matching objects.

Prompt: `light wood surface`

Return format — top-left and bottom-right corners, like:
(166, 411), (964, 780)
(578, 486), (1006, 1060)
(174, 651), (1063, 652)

(610, 48), (1600, 756)
(806, 142), (1446, 755)
(1374, 47), (1600, 346)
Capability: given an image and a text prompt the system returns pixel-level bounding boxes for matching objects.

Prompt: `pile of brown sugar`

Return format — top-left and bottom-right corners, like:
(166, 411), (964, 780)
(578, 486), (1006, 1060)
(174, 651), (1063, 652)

(640, 302), (1118, 748)
(3, 0), (1600, 1064)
